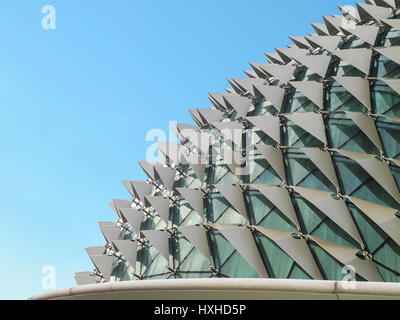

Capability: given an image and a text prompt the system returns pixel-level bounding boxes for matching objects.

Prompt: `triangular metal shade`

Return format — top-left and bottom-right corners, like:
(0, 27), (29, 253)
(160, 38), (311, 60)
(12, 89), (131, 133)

(293, 186), (364, 246)
(333, 77), (371, 111)
(311, 23), (329, 36)
(223, 95), (253, 119)
(109, 202), (121, 219)
(374, 46), (400, 67)
(90, 255), (114, 281)
(214, 147), (243, 178)
(229, 78), (265, 96)
(154, 165), (176, 190)
(275, 47), (308, 63)
(122, 181), (136, 199)
(264, 52), (286, 65)
(218, 227), (268, 278)
(374, 0), (397, 9)
(381, 18), (400, 31)
(345, 112), (383, 151)
(111, 199), (131, 221)
(289, 36), (311, 49)
(211, 122), (243, 149)
(243, 69), (257, 78)
(356, 3), (393, 21)
(113, 240), (138, 270)
(85, 246), (106, 256)
(323, 16), (342, 35)
(208, 92), (227, 110)
(130, 181), (153, 204)
(255, 226), (323, 280)
(177, 123), (199, 134)
(178, 225), (211, 261)
(301, 147), (340, 189)
(255, 144), (286, 182)
(215, 185), (248, 220)
(311, 235), (383, 282)
(332, 48), (372, 75)
(340, 25), (379, 46)
(138, 161), (157, 181)
(74, 273), (98, 286)
(188, 109), (203, 126)
(246, 114), (281, 144)
(254, 185), (299, 227)
(346, 196), (400, 247)
(305, 35), (342, 51)
(338, 5), (360, 21)
(197, 108), (225, 124)
(335, 149), (400, 204)
(99, 222), (121, 244)
(142, 230), (170, 263)
(253, 85), (285, 112)
(289, 81), (324, 109)
(284, 112), (327, 144)
(176, 188), (204, 219)
(120, 208), (143, 236)
(146, 196), (170, 224)
(250, 63), (270, 78)
(381, 78), (400, 96)
(185, 154), (206, 182)
(258, 64), (296, 84)
(293, 54), (331, 78)
(179, 131), (212, 156)
(157, 141), (187, 165)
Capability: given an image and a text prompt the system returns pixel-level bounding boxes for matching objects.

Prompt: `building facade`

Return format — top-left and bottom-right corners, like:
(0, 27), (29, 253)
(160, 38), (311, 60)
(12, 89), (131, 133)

(75, 0), (400, 287)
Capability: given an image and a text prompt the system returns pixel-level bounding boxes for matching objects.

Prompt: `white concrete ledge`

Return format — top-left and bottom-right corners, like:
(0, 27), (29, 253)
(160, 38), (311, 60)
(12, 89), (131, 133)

(29, 279), (400, 300)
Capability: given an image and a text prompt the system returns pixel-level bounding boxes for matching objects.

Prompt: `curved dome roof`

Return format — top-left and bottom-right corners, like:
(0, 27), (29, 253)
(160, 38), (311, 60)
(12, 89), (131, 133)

(77, 0), (400, 285)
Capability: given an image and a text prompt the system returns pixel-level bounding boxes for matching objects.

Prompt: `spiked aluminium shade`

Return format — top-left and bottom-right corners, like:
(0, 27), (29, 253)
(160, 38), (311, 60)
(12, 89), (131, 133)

(76, 0), (400, 286)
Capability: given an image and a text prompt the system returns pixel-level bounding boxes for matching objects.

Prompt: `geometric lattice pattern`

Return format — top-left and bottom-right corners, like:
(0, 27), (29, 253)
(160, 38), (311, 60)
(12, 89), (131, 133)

(75, 0), (400, 286)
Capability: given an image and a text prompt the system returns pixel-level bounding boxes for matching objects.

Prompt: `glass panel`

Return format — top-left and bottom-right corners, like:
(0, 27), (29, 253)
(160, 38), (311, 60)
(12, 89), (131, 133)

(286, 152), (336, 192)
(293, 195), (360, 248)
(246, 190), (297, 231)
(309, 242), (345, 281)
(247, 154), (282, 185)
(255, 232), (294, 279)
(246, 129), (277, 147)
(375, 264), (400, 282)
(340, 35), (371, 49)
(206, 192), (246, 225)
(326, 83), (367, 112)
(208, 229), (235, 267)
(177, 248), (210, 273)
(373, 239), (400, 275)
(348, 203), (387, 253)
(372, 82), (400, 116)
(334, 155), (400, 209)
(379, 27), (400, 47)
(220, 251), (262, 278)
(376, 119), (400, 159)
(326, 114), (379, 155)
(207, 164), (239, 185)
(374, 55), (400, 79)
(288, 263), (313, 280)
(284, 89), (319, 113)
(284, 122), (324, 148)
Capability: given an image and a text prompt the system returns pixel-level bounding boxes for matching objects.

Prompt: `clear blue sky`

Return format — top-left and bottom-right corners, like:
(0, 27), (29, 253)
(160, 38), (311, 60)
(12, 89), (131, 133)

(0, 0), (343, 299)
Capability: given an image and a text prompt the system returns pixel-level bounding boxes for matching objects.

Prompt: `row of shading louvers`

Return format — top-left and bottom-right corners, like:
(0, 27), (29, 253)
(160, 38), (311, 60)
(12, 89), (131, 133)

(74, 0), (400, 286)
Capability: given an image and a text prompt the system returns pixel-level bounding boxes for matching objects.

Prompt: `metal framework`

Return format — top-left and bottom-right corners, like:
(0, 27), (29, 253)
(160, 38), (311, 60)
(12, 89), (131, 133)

(75, 0), (400, 286)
